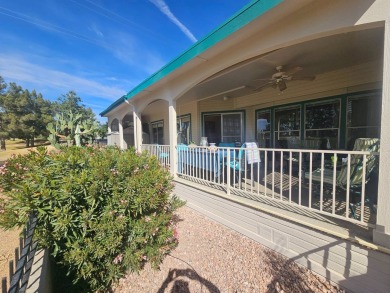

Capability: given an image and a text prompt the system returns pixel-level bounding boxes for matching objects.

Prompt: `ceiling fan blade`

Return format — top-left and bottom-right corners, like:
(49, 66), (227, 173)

(290, 76), (316, 81)
(253, 81), (274, 92)
(253, 78), (273, 81)
(286, 66), (303, 76)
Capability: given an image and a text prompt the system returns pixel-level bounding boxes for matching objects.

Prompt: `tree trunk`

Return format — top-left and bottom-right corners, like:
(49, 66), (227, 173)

(0, 138), (6, 150)
(31, 137), (35, 147)
(25, 138), (30, 148)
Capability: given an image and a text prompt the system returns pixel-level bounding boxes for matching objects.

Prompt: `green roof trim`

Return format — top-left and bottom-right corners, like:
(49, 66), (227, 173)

(100, 0), (283, 116)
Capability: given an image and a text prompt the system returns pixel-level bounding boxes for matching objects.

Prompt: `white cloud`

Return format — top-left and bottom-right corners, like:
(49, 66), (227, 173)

(102, 31), (166, 75)
(0, 54), (126, 101)
(149, 0), (197, 43)
(89, 23), (104, 38)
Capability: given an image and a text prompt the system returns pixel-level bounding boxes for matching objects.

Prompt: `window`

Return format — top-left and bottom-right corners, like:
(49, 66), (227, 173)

(151, 120), (164, 144)
(255, 91), (380, 150)
(110, 119), (119, 132)
(203, 112), (244, 145)
(177, 114), (191, 144)
(346, 94), (381, 149)
(305, 100), (340, 149)
(274, 106), (300, 146)
(256, 110), (271, 147)
(122, 114), (133, 129)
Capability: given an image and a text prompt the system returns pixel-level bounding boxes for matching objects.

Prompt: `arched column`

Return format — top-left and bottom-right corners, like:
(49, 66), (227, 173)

(118, 118), (124, 149)
(374, 20), (390, 249)
(133, 108), (142, 152)
(168, 99), (177, 177)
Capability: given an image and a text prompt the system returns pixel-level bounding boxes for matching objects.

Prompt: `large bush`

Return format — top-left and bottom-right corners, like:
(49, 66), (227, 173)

(0, 146), (182, 292)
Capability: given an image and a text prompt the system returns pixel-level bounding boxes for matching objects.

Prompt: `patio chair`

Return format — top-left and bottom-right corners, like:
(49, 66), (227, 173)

(157, 145), (170, 166)
(305, 138), (380, 219)
(226, 142), (260, 187)
(218, 142), (235, 148)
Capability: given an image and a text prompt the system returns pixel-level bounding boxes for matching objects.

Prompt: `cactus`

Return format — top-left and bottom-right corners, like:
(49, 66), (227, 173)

(47, 111), (99, 148)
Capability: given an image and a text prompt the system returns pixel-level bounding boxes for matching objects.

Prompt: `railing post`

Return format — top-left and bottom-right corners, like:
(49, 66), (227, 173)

(1, 277), (6, 293)
(227, 149), (231, 195)
(15, 248), (19, 267)
(9, 260), (14, 285)
(19, 237), (23, 253)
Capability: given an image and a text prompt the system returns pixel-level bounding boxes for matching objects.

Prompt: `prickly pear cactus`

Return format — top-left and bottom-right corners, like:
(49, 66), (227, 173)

(47, 111), (99, 148)
(47, 122), (61, 149)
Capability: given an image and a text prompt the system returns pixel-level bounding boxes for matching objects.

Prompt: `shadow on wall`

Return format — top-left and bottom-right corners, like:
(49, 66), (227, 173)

(265, 234), (390, 293)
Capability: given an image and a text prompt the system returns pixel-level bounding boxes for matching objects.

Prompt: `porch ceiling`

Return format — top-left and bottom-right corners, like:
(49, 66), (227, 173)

(178, 27), (384, 104)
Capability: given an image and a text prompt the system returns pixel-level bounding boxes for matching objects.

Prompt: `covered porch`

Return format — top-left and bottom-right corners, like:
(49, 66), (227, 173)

(115, 23), (386, 245)
(101, 1), (390, 291)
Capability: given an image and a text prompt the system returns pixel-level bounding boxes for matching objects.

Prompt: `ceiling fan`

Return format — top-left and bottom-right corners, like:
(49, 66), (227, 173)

(254, 65), (315, 92)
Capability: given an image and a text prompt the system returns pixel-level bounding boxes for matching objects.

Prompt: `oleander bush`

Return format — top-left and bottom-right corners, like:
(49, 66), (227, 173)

(0, 146), (183, 292)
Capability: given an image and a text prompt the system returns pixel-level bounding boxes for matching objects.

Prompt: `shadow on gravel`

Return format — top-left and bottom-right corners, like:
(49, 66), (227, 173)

(263, 246), (345, 293)
(157, 268), (220, 293)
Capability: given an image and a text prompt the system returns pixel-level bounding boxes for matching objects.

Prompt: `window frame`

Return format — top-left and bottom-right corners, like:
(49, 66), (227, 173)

(274, 104), (302, 143)
(177, 114), (192, 144)
(201, 110), (245, 144)
(254, 90), (381, 149)
(110, 118), (119, 133)
(151, 119), (164, 144)
(304, 98), (341, 149)
(346, 93), (381, 149)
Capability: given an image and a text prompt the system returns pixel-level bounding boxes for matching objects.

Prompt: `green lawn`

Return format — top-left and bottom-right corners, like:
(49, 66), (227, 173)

(0, 139), (53, 163)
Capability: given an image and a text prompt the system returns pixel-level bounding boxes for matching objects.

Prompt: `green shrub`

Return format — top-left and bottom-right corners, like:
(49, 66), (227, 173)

(0, 146), (183, 292)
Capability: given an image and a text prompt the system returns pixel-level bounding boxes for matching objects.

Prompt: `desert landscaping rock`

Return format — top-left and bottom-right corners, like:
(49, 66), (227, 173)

(114, 205), (344, 293)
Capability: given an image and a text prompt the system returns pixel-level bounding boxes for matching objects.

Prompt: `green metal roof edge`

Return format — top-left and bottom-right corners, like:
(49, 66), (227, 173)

(100, 0), (283, 116)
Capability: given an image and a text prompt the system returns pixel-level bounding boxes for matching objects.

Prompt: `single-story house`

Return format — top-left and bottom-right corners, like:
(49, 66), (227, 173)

(101, 1), (390, 292)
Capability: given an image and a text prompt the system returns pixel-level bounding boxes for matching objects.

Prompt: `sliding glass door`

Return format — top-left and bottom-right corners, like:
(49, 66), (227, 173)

(203, 112), (244, 145)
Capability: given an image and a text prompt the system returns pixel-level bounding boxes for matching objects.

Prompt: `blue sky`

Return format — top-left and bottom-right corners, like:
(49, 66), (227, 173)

(0, 0), (252, 122)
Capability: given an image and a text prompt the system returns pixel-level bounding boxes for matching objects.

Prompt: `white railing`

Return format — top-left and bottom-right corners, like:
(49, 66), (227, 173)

(141, 144), (170, 168)
(142, 144), (379, 226)
(107, 132), (120, 146)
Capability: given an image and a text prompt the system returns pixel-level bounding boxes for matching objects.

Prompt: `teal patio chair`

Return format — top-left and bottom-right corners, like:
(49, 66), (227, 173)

(306, 138), (380, 219)
(218, 142), (235, 148)
(156, 145), (170, 166)
(226, 142), (260, 187)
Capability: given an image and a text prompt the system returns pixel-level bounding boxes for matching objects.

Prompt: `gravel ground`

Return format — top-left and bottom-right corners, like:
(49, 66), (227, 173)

(114, 206), (344, 293)
(0, 228), (20, 284)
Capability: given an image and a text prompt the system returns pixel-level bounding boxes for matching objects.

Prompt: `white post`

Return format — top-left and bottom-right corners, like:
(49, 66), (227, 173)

(133, 109), (142, 152)
(374, 20), (390, 248)
(168, 99), (177, 177)
(137, 112), (142, 151)
(107, 119), (112, 145)
(118, 118), (124, 150)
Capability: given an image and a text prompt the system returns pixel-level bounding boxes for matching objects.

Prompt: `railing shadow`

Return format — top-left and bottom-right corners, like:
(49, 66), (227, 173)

(1, 214), (38, 293)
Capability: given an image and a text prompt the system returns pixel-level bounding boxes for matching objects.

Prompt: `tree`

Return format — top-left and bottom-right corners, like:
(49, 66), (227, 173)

(0, 82), (54, 147)
(97, 122), (108, 139)
(0, 76), (7, 150)
(53, 91), (95, 122)
(23, 90), (54, 146)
